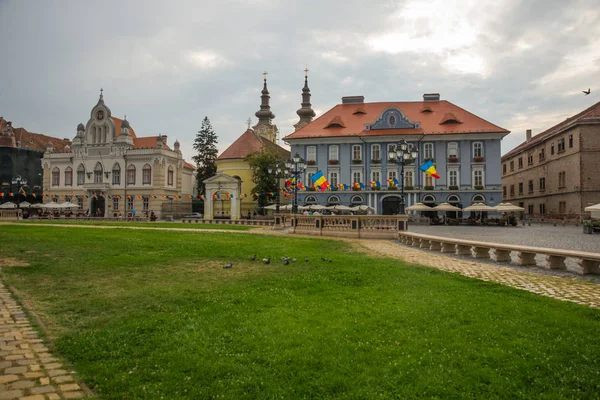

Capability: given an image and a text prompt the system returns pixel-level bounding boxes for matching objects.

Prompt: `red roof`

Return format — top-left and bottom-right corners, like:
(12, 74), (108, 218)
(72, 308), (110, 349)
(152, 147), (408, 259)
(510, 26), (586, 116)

(218, 129), (290, 160)
(503, 100), (600, 159)
(184, 161), (195, 170)
(0, 117), (70, 152)
(284, 100), (509, 140)
(112, 117), (137, 139)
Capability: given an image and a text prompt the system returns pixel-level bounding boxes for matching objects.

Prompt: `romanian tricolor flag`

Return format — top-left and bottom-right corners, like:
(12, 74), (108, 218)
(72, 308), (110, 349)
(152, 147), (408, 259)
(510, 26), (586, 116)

(311, 170), (329, 192)
(200, 195), (205, 200)
(419, 160), (441, 179)
(297, 182), (306, 191)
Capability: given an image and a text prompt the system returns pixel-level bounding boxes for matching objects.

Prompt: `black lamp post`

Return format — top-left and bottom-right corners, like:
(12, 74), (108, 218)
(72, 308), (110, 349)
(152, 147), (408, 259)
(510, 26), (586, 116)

(285, 153), (307, 214)
(12, 175), (28, 210)
(388, 140), (418, 214)
(268, 162), (288, 213)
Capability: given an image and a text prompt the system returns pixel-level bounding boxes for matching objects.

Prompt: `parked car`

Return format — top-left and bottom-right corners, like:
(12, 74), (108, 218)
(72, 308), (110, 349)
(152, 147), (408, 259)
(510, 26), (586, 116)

(184, 212), (203, 218)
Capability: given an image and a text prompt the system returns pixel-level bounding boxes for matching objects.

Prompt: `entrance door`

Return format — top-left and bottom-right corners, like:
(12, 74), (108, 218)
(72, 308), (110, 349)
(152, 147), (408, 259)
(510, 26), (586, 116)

(382, 196), (402, 215)
(91, 196), (105, 217)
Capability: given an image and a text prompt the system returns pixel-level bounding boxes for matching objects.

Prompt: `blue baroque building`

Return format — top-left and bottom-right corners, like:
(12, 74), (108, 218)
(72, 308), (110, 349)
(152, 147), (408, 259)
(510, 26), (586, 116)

(283, 92), (510, 215)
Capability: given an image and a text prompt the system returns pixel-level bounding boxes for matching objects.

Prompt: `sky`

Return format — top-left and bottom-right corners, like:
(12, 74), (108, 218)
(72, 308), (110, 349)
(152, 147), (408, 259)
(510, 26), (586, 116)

(1, 0), (599, 164)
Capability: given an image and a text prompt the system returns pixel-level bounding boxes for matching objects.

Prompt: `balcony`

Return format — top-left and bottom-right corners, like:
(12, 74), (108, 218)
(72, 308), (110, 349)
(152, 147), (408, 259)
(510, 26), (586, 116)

(448, 156), (459, 163)
(473, 156), (484, 162)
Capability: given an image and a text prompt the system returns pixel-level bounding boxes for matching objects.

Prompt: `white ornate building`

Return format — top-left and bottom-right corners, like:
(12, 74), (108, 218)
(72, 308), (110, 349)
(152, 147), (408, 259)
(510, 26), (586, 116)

(41, 90), (195, 218)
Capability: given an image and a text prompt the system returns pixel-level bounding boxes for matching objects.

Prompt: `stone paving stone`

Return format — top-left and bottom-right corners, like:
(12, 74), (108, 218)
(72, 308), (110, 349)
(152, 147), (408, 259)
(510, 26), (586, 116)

(10, 379), (35, 389)
(0, 374), (19, 384)
(0, 390), (24, 400)
(47, 394), (61, 400)
(60, 383), (81, 391)
(29, 385), (56, 394)
(52, 375), (74, 383)
(19, 395), (46, 400)
(39, 377), (50, 385)
(63, 392), (85, 399)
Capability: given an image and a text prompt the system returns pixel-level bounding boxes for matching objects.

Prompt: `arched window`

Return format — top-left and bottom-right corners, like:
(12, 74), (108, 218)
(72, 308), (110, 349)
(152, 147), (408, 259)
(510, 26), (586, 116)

(52, 167), (60, 186)
(422, 194), (436, 203)
(447, 194), (460, 203)
(327, 195), (340, 205)
(127, 164), (136, 185)
(94, 162), (103, 183)
(305, 195), (317, 205)
(112, 163), (121, 185)
(142, 164), (152, 185)
(77, 164), (85, 185)
(168, 166), (174, 186)
(350, 195), (364, 204)
(64, 167), (72, 186)
(472, 194), (485, 203)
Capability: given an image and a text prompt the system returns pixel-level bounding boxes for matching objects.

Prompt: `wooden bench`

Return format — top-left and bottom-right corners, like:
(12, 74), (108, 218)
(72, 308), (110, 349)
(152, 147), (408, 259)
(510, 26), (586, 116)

(398, 232), (600, 275)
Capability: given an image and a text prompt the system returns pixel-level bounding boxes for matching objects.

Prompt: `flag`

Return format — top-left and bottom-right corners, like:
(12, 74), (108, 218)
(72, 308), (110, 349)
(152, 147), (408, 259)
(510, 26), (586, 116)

(393, 178), (399, 186)
(419, 160), (441, 179)
(353, 182), (360, 190)
(286, 177), (295, 187)
(297, 182), (306, 191)
(311, 170), (329, 191)
(376, 180), (381, 188)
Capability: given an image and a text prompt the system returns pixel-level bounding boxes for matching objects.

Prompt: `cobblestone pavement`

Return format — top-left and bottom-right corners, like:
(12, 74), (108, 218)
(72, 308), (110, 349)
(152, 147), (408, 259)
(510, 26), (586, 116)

(407, 224), (600, 253)
(0, 281), (87, 400)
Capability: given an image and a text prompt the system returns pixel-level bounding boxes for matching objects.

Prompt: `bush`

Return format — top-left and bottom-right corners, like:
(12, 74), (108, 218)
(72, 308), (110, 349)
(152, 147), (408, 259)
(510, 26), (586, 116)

(449, 185), (459, 190)
(424, 186), (434, 190)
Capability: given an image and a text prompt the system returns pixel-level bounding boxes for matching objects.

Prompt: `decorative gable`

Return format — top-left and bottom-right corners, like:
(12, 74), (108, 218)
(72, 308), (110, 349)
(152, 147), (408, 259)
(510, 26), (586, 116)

(366, 107), (420, 130)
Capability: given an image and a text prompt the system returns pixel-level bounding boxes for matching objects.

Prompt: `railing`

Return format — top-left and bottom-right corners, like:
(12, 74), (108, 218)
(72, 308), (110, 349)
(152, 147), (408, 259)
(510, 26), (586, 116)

(290, 214), (407, 239)
(181, 218), (274, 227)
(398, 231), (600, 275)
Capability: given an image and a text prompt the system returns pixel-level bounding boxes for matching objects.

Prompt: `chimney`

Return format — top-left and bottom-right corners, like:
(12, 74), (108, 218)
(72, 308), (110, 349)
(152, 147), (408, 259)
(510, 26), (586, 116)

(526, 129), (532, 142)
(423, 93), (440, 102)
(342, 96), (364, 104)
(161, 135), (168, 145)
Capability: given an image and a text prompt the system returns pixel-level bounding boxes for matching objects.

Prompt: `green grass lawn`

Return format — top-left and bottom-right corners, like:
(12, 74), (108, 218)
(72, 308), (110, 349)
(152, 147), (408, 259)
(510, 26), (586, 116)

(9, 219), (256, 230)
(1, 225), (600, 399)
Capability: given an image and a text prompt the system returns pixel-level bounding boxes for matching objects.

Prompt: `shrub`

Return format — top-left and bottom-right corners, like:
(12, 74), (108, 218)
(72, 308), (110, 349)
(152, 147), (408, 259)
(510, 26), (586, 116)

(424, 185), (434, 190)
(449, 185), (459, 190)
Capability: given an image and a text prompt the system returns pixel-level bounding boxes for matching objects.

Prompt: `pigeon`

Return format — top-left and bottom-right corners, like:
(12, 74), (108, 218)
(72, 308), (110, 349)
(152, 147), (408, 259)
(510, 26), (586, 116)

(292, 258), (297, 263)
(283, 259), (289, 265)
(321, 257), (328, 261)
(251, 254), (256, 261)
(583, 88), (591, 95)
(305, 258), (309, 262)
(329, 259), (333, 263)
(223, 263), (233, 269)
(263, 258), (270, 264)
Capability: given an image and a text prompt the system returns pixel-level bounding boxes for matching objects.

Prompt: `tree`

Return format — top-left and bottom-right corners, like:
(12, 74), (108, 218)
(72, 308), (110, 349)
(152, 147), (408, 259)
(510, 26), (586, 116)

(192, 117), (219, 195)
(245, 149), (282, 214)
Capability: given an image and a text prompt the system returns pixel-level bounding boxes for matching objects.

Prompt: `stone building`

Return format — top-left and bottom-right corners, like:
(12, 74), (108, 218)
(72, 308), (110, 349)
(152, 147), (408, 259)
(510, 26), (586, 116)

(283, 93), (509, 214)
(501, 101), (600, 218)
(1, 117), (69, 202)
(41, 90), (195, 218)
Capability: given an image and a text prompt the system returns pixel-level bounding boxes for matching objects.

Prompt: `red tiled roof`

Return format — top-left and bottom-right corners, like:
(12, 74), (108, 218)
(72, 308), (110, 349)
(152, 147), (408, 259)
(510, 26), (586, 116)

(283, 100), (509, 140)
(184, 161), (195, 170)
(0, 117), (70, 152)
(111, 117), (137, 139)
(503, 100), (600, 159)
(133, 136), (171, 150)
(218, 129), (290, 160)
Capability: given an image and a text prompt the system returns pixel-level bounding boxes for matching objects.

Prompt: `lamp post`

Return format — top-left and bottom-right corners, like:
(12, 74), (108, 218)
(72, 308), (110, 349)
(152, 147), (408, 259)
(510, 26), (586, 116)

(285, 153), (307, 214)
(12, 175), (28, 210)
(388, 139), (418, 214)
(268, 161), (288, 213)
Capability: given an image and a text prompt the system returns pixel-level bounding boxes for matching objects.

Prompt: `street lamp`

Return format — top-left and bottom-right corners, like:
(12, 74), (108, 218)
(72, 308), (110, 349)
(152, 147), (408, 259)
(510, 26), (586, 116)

(268, 161), (288, 213)
(388, 140), (418, 214)
(12, 175), (28, 209)
(285, 153), (307, 214)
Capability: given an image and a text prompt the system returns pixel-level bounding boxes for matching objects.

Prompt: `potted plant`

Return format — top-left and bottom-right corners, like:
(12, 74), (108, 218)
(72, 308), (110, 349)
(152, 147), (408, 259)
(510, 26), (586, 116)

(328, 160), (339, 165)
(448, 185), (459, 190)
(474, 156), (484, 162)
(404, 185), (414, 190)
(388, 185), (397, 190)
(448, 156), (459, 163)
(424, 185), (434, 190)
(474, 185), (484, 190)
(371, 159), (381, 164)
(307, 160), (316, 165)
(351, 186), (361, 191)
(584, 222), (594, 234)
(352, 159), (362, 164)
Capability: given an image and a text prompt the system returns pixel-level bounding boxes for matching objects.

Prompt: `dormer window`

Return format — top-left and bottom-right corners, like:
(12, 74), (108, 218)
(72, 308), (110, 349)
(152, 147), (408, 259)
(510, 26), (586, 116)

(420, 106), (433, 113)
(325, 116), (345, 128)
(353, 108), (366, 115)
(388, 114), (397, 127)
(440, 112), (462, 124)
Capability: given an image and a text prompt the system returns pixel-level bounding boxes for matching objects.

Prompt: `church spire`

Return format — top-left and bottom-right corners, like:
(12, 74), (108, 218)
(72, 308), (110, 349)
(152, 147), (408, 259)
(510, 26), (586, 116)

(255, 71), (276, 125)
(294, 68), (316, 131)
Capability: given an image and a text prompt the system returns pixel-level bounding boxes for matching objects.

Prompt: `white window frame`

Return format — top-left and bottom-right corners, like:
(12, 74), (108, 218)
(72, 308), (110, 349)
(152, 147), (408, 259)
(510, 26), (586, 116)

(404, 169), (414, 187)
(387, 144), (396, 160)
(371, 169), (381, 184)
(424, 143), (434, 160)
(352, 145), (362, 161)
(448, 168), (459, 187)
(77, 164), (85, 186)
(350, 195), (364, 204)
(387, 169), (397, 183)
(112, 163), (121, 185)
(94, 162), (103, 183)
(328, 171), (339, 188)
(329, 145), (339, 161)
(371, 144), (381, 161)
(473, 142), (483, 158)
(448, 142), (459, 158)
(352, 170), (362, 184)
(423, 173), (436, 189)
(52, 167), (60, 187)
(472, 168), (484, 188)
(307, 146), (316, 162)
(113, 197), (119, 210)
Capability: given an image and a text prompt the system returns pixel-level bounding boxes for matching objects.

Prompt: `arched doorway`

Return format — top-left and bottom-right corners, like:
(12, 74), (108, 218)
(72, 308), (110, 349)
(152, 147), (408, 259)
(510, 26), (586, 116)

(91, 195), (105, 217)
(447, 194), (462, 219)
(212, 191), (232, 219)
(471, 194), (487, 219)
(327, 195), (340, 206)
(382, 196), (402, 215)
(422, 194), (437, 219)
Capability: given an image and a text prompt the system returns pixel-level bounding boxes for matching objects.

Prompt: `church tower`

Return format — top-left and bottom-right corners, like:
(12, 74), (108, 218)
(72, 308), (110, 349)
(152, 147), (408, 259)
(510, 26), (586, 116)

(294, 68), (316, 131)
(253, 72), (278, 143)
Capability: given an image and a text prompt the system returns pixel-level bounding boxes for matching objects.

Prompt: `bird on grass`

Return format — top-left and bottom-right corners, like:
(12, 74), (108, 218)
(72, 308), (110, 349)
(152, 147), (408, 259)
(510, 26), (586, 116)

(321, 257), (328, 261)
(223, 263), (233, 269)
(263, 258), (270, 264)
(305, 258), (309, 262)
(292, 258), (297, 263)
(583, 88), (591, 95)
(283, 259), (289, 265)
(250, 254), (256, 261)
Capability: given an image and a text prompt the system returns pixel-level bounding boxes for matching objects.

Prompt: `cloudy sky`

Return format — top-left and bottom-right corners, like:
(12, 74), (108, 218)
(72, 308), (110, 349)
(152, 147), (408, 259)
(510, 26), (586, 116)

(1, 0), (599, 163)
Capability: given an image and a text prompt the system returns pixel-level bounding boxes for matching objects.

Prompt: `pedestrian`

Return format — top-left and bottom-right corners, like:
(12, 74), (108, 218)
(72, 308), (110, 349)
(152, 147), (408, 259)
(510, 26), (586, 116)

(247, 210), (251, 220)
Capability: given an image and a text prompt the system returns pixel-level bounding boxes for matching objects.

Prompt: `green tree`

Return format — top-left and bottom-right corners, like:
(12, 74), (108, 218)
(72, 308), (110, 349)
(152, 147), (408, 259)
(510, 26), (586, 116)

(245, 149), (282, 214)
(192, 117), (219, 195)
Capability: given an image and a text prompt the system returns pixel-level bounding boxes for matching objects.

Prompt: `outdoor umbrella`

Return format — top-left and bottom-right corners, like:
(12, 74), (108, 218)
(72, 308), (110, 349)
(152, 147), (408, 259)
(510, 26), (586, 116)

(433, 202), (462, 212)
(493, 203), (524, 212)
(463, 203), (495, 212)
(309, 204), (327, 211)
(0, 202), (17, 209)
(405, 202), (433, 211)
(584, 203), (600, 212)
(41, 202), (61, 209)
(326, 205), (353, 211)
(264, 204), (278, 210)
(59, 202), (80, 208)
(30, 203), (44, 208)
(19, 201), (32, 208)
(350, 205), (374, 211)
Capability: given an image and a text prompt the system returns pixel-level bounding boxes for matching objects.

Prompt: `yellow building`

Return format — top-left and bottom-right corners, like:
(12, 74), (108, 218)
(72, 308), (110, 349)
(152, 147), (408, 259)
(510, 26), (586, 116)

(204, 73), (314, 219)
